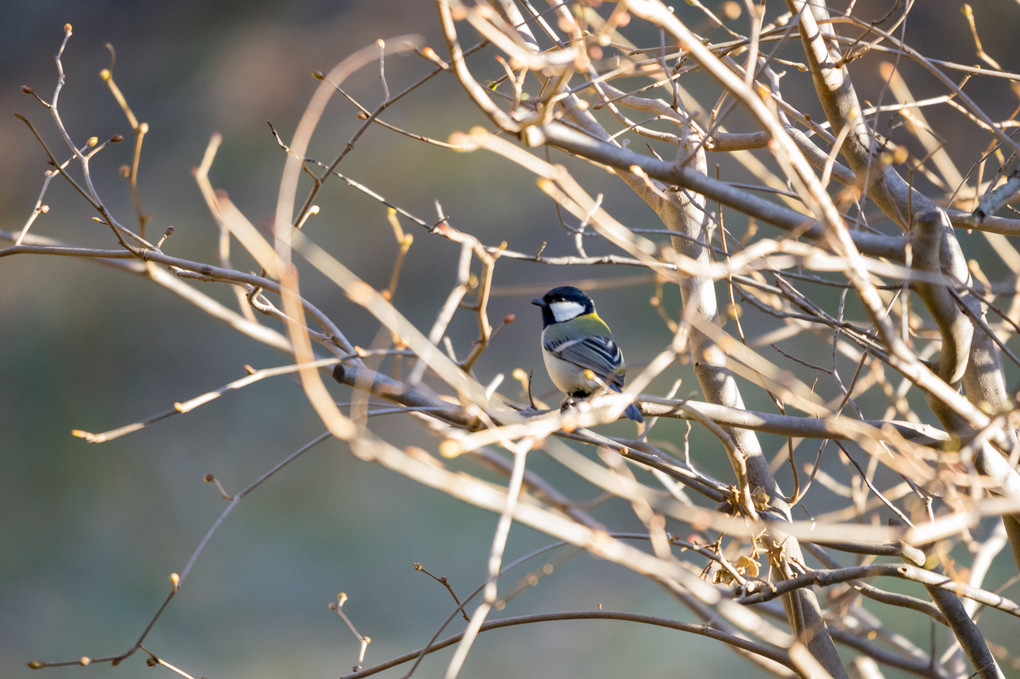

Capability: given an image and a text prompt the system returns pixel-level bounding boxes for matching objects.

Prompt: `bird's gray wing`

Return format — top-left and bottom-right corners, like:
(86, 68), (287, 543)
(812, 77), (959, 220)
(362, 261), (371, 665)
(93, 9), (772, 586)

(545, 335), (626, 389)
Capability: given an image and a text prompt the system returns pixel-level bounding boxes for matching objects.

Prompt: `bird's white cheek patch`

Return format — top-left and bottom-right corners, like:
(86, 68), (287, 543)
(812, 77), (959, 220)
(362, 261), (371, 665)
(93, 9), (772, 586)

(549, 300), (585, 322)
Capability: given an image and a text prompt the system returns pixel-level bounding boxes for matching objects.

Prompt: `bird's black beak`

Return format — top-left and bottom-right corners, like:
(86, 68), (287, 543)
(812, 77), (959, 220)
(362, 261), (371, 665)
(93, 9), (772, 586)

(531, 298), (544, 307)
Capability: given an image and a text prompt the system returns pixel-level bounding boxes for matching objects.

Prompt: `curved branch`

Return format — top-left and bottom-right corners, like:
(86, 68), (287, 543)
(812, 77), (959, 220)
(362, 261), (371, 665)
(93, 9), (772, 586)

(910, 208), (972, 386)
(340, 610), (797, 679)
(739, 563), (1020, 619)
(529, 119), (907, 260)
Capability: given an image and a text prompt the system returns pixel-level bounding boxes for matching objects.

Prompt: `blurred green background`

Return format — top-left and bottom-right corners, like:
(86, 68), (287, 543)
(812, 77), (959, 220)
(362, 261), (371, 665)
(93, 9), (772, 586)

(3, 2), (1018, 678)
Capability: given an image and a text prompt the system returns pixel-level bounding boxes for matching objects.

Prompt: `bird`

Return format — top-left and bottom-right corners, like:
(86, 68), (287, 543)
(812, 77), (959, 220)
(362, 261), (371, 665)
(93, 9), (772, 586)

(531, 285), (643, 423)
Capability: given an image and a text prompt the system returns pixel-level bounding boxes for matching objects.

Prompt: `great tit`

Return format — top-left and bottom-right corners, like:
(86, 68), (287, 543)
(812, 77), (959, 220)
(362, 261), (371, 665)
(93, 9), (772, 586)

(531, 285), (643, 423)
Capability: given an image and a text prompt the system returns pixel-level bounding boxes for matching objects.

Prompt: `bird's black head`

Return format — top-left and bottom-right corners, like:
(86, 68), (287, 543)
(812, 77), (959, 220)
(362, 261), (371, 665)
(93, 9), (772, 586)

(531, 285), (596, 326)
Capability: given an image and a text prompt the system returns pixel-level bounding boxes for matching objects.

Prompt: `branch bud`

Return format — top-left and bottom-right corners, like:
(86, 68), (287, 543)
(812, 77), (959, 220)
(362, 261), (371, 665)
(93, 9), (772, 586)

(439, 439), (462, 458)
